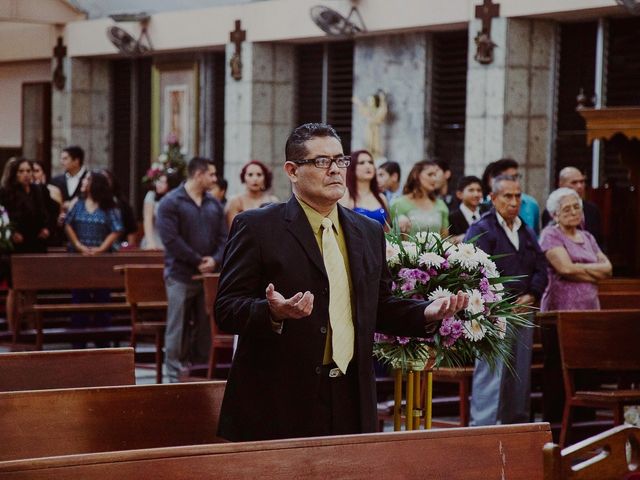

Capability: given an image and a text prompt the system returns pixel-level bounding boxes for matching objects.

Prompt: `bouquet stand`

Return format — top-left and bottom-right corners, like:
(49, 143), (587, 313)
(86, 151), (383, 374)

(392, 360), (434, 431)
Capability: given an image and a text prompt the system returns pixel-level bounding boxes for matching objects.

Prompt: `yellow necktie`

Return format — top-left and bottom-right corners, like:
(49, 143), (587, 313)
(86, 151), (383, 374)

(321, 217), (354, 374)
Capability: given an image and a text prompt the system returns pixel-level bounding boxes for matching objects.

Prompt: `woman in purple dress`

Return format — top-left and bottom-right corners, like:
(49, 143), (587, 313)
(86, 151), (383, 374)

(539, 187), (612, 311)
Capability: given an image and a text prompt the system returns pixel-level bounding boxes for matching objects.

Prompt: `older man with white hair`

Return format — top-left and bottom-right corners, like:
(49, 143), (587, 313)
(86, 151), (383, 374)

(541, 167), (603, 246)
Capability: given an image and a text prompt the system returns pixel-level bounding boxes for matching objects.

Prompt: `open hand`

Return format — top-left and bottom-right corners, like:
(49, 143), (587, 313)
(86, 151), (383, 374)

(424, 291), (469, 322)
(266, 283), (314, 321)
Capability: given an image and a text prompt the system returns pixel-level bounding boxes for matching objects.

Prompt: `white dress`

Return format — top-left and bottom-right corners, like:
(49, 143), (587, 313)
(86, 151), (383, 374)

(140, 190), (164, 250)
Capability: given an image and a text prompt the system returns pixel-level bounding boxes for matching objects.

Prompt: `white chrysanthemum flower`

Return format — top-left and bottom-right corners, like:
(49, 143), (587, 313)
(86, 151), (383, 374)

(463, 319), (486, 341)
(401, 241), (419, 261)
(386, 242), (400, 259)
(428, 286), (453, 301)
(494, 317), (507, 339)
(3, 230), (10, 240)
(484, 260), (499, 278)
(492, 281), (504, 292)
(418, 252), (445, 269)
(415, 231), (428, 244)
(448, 243), (480, 270)
(158, 153), (168, 163)
(465, 289), (484, 315)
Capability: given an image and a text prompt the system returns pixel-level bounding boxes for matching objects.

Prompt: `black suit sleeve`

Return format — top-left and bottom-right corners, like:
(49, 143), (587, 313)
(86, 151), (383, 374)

(214, 215), (272, 338)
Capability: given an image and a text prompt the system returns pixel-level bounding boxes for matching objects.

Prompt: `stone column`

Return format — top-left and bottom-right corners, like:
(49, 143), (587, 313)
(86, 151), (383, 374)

(51, 58), (111, 174)
(353, 33), (429, 171)
(464, 18), (556, 205)
(224, 42), (295, 200)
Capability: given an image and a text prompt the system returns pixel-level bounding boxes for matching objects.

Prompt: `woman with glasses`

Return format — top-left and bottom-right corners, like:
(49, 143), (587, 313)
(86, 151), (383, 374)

(339, 149), (388, 227)
(225, 160), (279, 227)
(539, 187), (611, 311)
(390, 160), (449, 236)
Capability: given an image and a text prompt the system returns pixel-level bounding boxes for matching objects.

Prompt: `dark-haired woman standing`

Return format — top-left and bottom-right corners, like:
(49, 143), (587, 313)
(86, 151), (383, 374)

(64, 171), (123, 255)
(64, 171), (123, 347)
(0, 157), (50, 334)
(339, 149), (389, 227)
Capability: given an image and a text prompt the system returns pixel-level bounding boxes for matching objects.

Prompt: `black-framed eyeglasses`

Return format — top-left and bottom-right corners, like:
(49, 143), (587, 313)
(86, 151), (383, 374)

(292, 155), (351, 168)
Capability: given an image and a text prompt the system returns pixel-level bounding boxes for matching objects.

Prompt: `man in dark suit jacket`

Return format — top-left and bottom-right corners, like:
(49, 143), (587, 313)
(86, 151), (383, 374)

(50, 145), (88, 203)
(464, 174), (547, 426)
(215, 123), (468, 442)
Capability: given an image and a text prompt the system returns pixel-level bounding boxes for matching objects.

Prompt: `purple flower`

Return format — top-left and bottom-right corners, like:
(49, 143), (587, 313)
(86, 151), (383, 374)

(391, 281), (398, 291)
(401, 279), (416, 292)
(411, 293), (425, 300)
(439, 323), (452, 336)
(428, 268), (438, 277)
(374, 333), (395, 343)
(441, 260), (449, 269)
(397, 337), (410, 345)
(479, 277), (491, 294)
(442, 336), (457, 347)
(460, 273), (469, 280)
(398, 268), (412, 279)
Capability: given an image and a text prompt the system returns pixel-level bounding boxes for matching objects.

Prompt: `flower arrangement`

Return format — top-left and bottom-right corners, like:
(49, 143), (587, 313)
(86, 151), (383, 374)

(374, 229), (532, 371)
(142, 133), (187, 185)
(0, 205), (13, 252)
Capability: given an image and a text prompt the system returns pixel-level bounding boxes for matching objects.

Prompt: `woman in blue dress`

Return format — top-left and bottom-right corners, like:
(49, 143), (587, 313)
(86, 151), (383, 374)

(339, 149), (389, 227)
(64, 171), (123, 347)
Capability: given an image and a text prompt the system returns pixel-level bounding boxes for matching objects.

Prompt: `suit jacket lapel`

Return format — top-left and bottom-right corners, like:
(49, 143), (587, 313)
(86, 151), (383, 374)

(284, 197), (326, 276)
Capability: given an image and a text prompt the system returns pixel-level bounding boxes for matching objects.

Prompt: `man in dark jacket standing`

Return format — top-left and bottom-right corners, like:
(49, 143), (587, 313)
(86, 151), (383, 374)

(215, 123), (468, 441)
(465, 174), (547, 426)
(157, 157), (227, 383)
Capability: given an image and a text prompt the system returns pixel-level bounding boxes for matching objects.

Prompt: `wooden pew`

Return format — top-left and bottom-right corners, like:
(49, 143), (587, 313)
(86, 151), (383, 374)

(598, 278), (640, 309)
(10, 252), (163, 349)
(194, 273), (234, 379)
(544, 425), (640, 480)
(0, 381), (226, 462)
(538, 309), (640, 443)
(119, 264), (167, 383)
(0, 347), (135, 392)
(0, 423), (552, 479)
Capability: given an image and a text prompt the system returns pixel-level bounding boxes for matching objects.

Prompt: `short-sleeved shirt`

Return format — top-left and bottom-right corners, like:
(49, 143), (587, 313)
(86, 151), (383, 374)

(65, 199), (124, 251)
(539, 225), (601, 311)
(390, 195), (449, 235)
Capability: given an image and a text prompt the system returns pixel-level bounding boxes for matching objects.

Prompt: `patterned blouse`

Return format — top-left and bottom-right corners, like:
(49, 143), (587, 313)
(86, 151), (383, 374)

(65, 199), (123, 251)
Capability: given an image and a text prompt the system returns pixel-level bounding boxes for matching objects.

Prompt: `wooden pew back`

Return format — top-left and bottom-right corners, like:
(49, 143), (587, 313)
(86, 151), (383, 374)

(557, 310), (640, 371)
(122, 264), (166, 304)
(0, 423), (552, 479)
(597, 278), (640, 293)
(0, 381), (225, 461)
(11, 252), (164, 291)
(544, 425), (640, 480)
(0, 348), (135, 392)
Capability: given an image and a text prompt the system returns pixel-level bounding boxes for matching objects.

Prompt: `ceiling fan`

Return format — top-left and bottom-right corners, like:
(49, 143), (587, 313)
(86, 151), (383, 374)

(106, 12), (153, 55)
(310, 2), (366, 37)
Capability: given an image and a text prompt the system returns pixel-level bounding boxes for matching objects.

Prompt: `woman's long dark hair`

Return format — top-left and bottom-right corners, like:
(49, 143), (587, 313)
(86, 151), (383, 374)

(156, 170), (182, 202)
(1, 158), (33, 206)
(403, 160), (438, 200)
(87, 171), (116, 211)
(346, 150), (387, 215)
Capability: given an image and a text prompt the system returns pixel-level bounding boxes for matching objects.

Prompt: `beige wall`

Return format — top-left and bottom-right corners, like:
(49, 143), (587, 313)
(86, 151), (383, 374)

(0, 60), (51, 147)
(64, 0), (621, 58)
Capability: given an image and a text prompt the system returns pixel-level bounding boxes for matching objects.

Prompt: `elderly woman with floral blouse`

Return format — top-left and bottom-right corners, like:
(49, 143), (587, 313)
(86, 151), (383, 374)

(539, 187), (612, 311)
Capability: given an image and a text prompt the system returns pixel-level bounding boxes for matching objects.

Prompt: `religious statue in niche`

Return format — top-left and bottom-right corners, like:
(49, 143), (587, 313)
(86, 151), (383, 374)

(474, 31), (497, 65)
(474, 0), (500, 65)
(352, 90), (388, 159)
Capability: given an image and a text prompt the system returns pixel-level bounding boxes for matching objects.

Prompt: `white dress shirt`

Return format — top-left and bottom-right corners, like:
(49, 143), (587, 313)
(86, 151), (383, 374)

(495, 211), (522, 250)
(65, 166), (87, 197)
(459, 204), (481, 227)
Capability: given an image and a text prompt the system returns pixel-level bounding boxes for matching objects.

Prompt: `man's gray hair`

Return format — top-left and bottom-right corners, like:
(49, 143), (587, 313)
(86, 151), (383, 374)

(546, 187), (582, 216)
(491, 174), (519, 194)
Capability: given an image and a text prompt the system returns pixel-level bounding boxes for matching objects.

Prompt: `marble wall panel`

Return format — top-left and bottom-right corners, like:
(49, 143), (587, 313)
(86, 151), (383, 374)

(353, 32), (427, 167)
